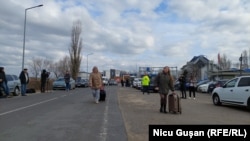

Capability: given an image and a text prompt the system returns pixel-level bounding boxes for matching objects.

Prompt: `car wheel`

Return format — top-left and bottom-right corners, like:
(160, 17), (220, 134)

(13, 87), (20, 96)
(212, 94), (221, 105)
(247, 98), (250, 110)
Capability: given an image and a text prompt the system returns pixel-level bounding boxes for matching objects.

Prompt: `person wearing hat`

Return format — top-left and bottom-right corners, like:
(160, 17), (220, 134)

(0, 67), (11, 98)
(19, 68), (29, 96)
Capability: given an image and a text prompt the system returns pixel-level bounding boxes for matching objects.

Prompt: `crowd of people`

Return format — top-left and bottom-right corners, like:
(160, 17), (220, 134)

(1, 64), (197, 115)
(0, 67), (52, 98)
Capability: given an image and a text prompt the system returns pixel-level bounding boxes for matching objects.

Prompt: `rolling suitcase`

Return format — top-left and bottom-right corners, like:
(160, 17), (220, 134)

(167, 93), (182, 114)
(99, 89), (106, 101)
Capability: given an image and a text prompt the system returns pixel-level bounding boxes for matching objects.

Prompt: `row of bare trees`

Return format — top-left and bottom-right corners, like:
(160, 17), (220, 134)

(28, 20), (83, 80)
(218, 49), (249, 70)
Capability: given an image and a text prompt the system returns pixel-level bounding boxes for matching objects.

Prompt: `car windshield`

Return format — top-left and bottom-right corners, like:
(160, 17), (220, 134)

(197, 80), (209, 85)
(56, 78), (64, 81)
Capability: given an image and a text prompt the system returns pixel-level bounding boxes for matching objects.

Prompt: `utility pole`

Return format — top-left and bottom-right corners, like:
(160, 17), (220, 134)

(239, 54), (243, 76)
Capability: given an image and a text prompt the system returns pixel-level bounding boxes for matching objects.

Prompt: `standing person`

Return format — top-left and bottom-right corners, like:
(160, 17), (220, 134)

(121, 79), (124, 87)
(89, 66), (102, 104)
(155, 66), (175, 113)
(125, 78), (130, 87)
(19, 68), (29, 96)
(64, 70), (71, 91)
(178, 74), (187, 99)
(142, 72), (150, 94)
(41, 69), (46, 93)
(189, 74), (197, 100)
(0, 67), (11, 98)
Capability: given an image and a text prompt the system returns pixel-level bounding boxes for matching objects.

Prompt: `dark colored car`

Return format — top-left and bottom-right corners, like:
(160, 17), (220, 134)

(208, 79), (229, 93)
(174, 80), (189, 90)
(148, 76), (158, 93)
(76, 79), (89, 87)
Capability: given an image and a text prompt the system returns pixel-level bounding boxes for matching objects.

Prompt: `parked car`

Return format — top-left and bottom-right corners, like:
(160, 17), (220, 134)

(132, 78), (142, 89)
(212, 76), (250, 109)
(148, 76), (158, 93)
(52, 77), (76, 90)
(196, 80), (210, 91)
(174, 80), (190, 90)
(6, 74), (21, 96)
(76, 79), (89, 87)
(197, 81), (214, 93)
(207, 79), (229, 93)
(109, 79), (118, 86)
(102, 77), (109, 86)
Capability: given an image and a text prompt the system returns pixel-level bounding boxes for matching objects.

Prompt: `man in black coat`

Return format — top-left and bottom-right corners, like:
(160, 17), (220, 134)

(19, 68), (29, 96)
(178, 74), (187, 99)
(41, 69), (49, 93)
(0, 67), (11, 98)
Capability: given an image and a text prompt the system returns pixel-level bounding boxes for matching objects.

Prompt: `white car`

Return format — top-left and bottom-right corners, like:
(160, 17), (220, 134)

(133, 78), (142, 89)
(102, 77), (109, 86)
(6, 74), (21, 96)
(212, 76), (250, 110)
(198, 81), (213, 93)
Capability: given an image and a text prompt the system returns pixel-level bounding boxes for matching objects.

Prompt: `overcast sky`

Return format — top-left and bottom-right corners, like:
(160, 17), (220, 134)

(1, 0), (250, 76)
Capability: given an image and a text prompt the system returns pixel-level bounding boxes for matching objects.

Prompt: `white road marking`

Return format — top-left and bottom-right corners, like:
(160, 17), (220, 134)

(100, 89), (109, 141)
(0, 97), (58, 116)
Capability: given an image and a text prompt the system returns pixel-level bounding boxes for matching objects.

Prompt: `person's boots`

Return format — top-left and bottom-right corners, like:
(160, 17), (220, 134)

(163, 104), (167, 113)
(159, 104), (163, 113)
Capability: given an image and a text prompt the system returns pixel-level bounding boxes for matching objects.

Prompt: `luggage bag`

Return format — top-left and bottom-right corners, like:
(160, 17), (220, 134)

(167, 93), (182, 114)
(99, 89), (106, 101)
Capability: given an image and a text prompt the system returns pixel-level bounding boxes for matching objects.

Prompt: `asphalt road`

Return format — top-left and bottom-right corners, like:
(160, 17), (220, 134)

(0, 86), (127, 141)
(0, 86), (250, 141)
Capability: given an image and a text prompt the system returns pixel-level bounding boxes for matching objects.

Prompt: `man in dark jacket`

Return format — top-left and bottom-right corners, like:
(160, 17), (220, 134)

(41, 69), (49, 93)
(19, 68), (29, 96)
(64, 71), (70, 91)
(0, 67), (11, 98)
(178, 74), (187, 99)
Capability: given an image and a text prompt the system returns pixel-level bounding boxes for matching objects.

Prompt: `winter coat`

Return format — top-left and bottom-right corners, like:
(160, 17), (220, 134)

(142, 75), (150, 86)
(41, 70), (48, 84)
(0, 67), (7, 84)
(64, 73), (70, 83)
(154, 72), (174, 94)
(19, 71), (29, 84)
(89, 72), (102, 89)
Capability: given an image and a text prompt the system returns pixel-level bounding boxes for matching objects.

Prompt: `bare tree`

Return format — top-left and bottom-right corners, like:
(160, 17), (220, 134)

(29, 57), (53, 79)
(69, 20), (83, 80)
(218, 54), (231, 70)
(242, 50), (248, 69)
(29, 58), (41, 79)
(47, 56), (71, 79)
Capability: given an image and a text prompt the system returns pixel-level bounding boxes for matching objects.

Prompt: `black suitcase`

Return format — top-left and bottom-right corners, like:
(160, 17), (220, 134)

(99, 89), (106, 101)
